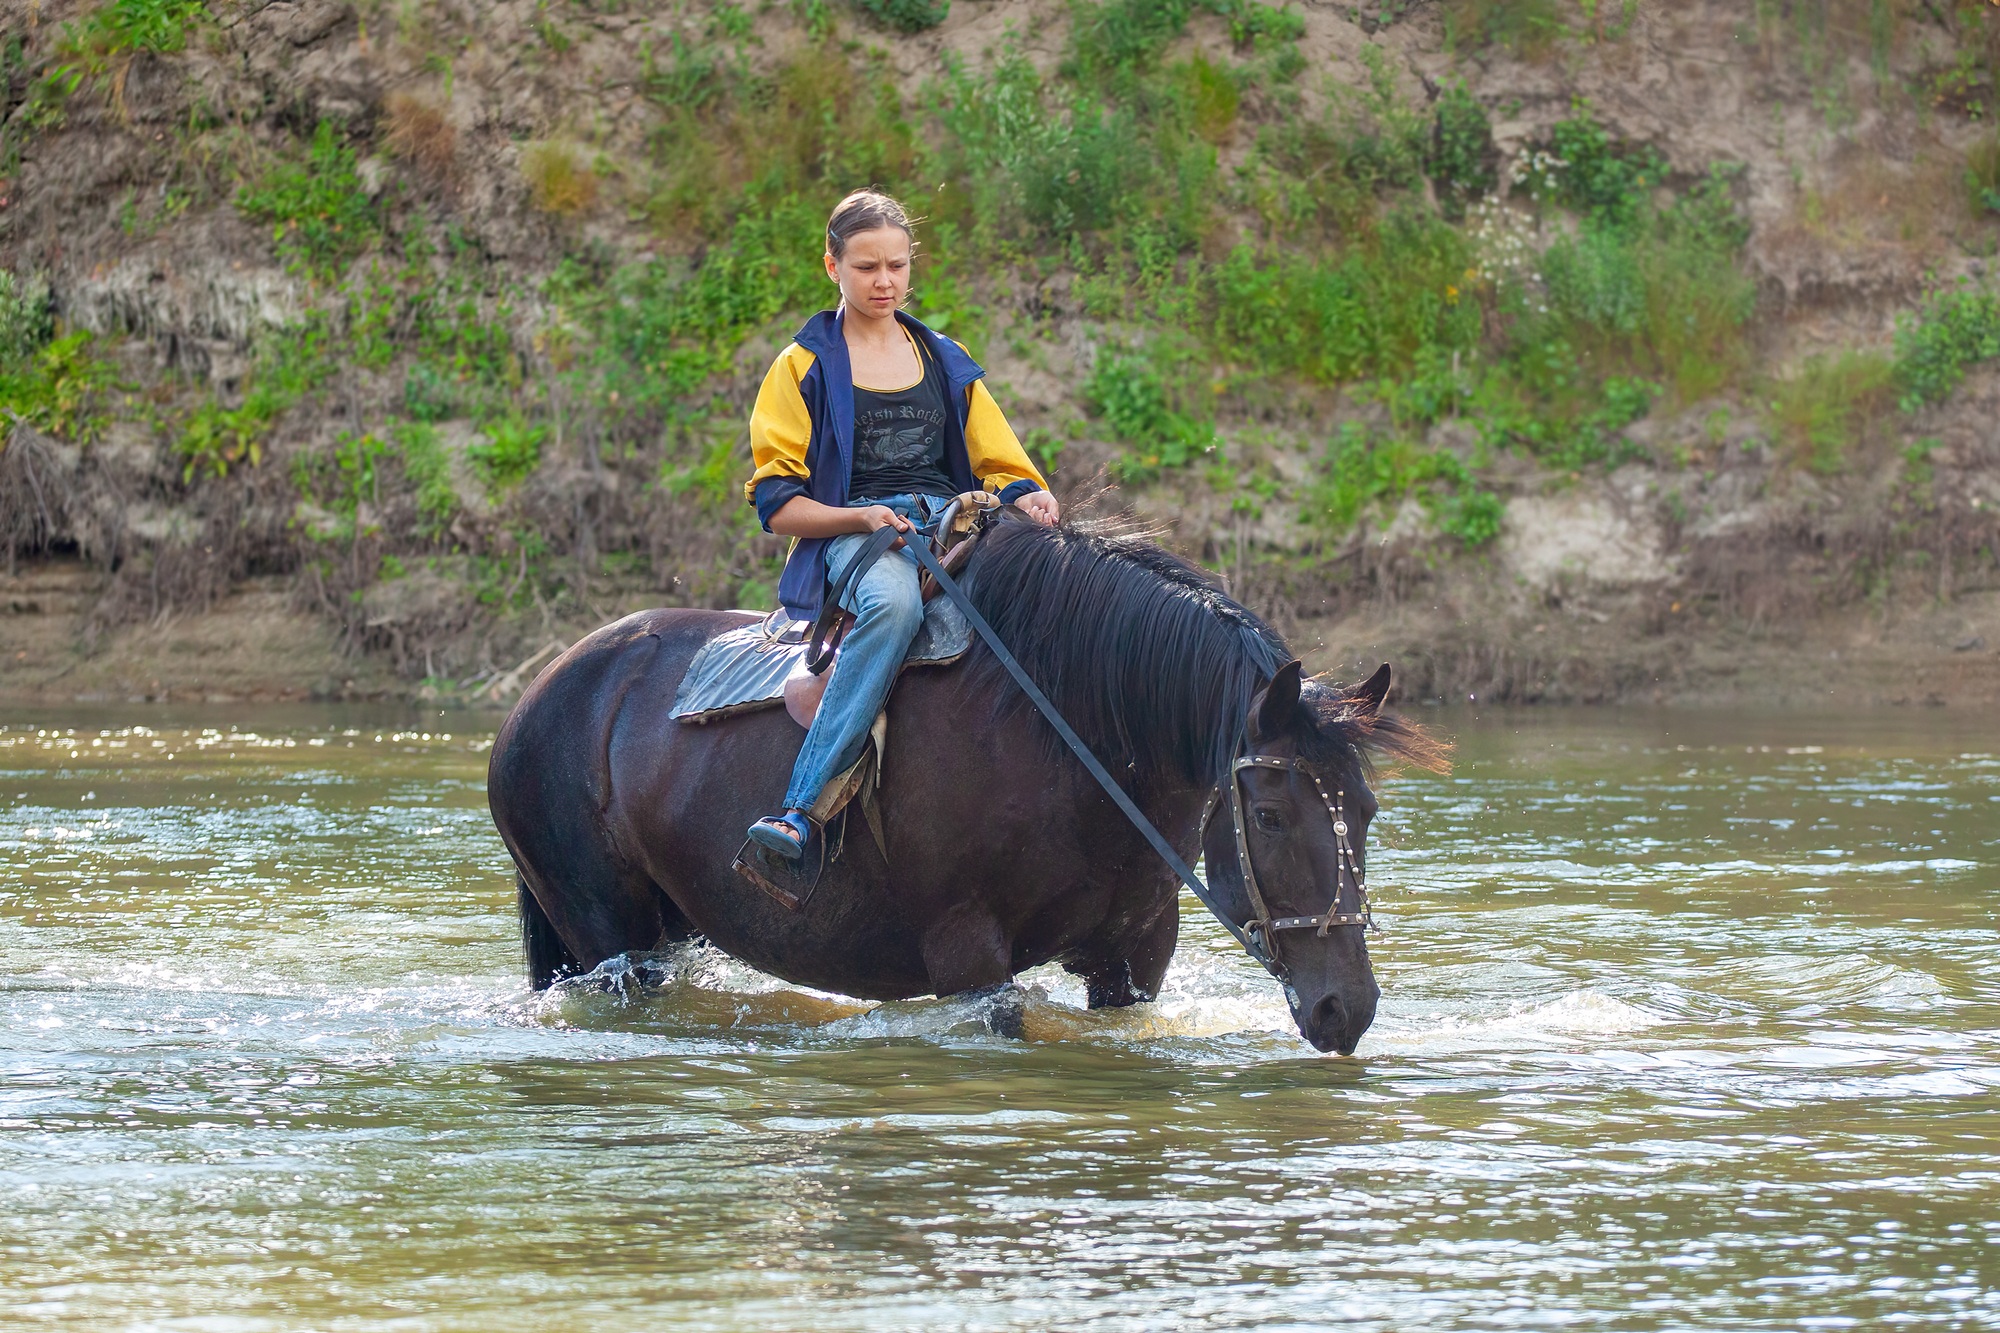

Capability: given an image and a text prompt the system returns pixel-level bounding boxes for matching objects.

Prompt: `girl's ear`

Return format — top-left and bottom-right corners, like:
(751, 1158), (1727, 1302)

(824, 251), (839, 283)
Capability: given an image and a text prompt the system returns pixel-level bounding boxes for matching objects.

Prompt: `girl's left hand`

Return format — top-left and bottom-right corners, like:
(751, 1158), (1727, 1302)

(1014, 490), (1061, 526)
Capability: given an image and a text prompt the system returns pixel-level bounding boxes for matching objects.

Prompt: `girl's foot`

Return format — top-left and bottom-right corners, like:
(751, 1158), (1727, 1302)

(747, 810), (812, 861)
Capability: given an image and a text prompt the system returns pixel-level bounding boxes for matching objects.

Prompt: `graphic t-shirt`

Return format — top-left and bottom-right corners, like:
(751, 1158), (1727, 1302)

(849, 336), (955, 502)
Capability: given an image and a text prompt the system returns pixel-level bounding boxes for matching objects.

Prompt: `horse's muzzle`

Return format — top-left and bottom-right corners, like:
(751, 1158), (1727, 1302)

(1302, 986), (1378, 1056)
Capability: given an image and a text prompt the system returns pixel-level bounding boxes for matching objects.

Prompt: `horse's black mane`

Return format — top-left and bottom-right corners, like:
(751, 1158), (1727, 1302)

(958, 517), (1294, 786)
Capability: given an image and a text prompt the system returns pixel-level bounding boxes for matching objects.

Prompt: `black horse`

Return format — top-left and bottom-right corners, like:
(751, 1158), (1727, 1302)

(488, 518), (1443, 1054)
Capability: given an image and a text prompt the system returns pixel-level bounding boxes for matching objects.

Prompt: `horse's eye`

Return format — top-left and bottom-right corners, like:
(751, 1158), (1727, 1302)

(1254, 807), (1284, 833)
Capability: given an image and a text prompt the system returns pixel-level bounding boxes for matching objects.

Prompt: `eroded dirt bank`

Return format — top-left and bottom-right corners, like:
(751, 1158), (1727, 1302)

(3, 0), (1999, 707)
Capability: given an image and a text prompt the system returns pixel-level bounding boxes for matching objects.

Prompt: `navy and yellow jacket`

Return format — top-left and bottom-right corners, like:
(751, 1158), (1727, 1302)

(746, 307), (1046, 621)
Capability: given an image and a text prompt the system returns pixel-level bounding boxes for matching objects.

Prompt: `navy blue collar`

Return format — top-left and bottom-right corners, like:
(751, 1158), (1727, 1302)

(794, 307), (984, 392)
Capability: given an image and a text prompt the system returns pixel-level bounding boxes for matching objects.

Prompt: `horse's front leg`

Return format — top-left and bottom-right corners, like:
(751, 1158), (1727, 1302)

(1068, 897), (1179, 1009)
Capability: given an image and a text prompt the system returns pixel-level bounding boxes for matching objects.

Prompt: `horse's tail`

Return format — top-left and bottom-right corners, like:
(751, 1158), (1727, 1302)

(518, 871), (580, 989)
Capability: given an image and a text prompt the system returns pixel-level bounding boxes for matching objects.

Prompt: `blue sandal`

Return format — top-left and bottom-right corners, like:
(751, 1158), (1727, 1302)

(746, 810), (812, 862)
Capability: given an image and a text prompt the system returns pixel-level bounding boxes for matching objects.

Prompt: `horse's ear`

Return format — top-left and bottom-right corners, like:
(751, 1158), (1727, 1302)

(1353, 663), (1393, 716)
(1250, 659), (1304, 742)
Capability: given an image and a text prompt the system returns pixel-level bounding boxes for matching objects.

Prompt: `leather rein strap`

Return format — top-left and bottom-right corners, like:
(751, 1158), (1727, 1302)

(897, 521), (1289, 976)
(804, 522), (904, 676)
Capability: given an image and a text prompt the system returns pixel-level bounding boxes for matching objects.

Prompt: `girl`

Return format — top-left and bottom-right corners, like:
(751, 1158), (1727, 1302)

(743, 190), (1059, 860)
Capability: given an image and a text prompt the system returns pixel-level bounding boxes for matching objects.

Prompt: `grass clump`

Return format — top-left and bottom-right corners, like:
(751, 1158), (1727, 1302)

(384, 93), (457, 183)
(1765, 350), (1894, 474)
(1969, 132), (2000, 216)
(521, 141), (598, 215)
(1894, 279), (2000, 410)
(1441, 0), (1564, 56)
(236, 122), (382, 280)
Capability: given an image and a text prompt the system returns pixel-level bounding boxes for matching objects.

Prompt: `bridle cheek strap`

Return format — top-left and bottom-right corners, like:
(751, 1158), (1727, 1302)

(1200, 754), (1372, 970)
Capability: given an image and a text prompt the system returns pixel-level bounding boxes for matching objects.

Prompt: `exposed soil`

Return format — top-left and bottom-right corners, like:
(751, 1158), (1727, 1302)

(3, 0), (1999, 708)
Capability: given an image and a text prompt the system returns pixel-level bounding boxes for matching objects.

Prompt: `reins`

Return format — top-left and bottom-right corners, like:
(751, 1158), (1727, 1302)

(823, 508), (1368, 982)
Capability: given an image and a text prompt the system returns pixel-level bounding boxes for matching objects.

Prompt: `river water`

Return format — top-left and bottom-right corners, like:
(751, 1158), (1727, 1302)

(1, 704), (1995, 1330)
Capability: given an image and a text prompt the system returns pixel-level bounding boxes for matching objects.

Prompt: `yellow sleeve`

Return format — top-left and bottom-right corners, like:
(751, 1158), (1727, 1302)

(964, 379), (1046, 494)
(743, 344), (816, 503)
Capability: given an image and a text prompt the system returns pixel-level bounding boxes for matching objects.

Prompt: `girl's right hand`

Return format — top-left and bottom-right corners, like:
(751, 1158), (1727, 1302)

(855, 505), (912, 535)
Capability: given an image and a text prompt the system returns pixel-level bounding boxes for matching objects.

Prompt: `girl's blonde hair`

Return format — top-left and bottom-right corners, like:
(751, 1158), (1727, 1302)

(826, 189), (915, 259)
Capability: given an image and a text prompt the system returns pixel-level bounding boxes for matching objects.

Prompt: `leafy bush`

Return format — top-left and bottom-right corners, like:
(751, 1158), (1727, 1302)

(1085, 353), (1212, 474)
(1547, 105), (1667, 231)
(1428, 82), (1496, 218)
(1436, 487), (1504, 549)
(854, 0), (949, 31)
(0, 270), (53, 364)
(1530, 165), (1752, 404)
(1894, 280), (2000, 410)
(934, 53), (1149, 237)
(1305, 422), (1498, 548)
(179, 396), (275, 482)
(236, 121), (382, 279)
(469, 413), (548, 491)
(0, 330), (114, 443)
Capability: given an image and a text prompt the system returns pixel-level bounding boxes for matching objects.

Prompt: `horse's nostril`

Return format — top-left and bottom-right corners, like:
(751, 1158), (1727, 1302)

(1311, 993), (1347, 1037)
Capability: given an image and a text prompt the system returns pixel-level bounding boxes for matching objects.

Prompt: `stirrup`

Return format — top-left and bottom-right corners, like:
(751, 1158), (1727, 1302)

(746, 811), (812, 862)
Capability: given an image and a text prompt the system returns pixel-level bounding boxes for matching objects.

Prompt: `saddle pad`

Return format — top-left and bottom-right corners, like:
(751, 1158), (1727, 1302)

(672, 595), (973, 723)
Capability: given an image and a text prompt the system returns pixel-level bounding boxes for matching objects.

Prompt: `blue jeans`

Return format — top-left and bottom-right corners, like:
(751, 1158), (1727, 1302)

(781, 495), (952, 811)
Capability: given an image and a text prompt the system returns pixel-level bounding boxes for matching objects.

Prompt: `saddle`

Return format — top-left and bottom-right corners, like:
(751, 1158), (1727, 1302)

(671, 494), (997, 912)
(669, 493), (994, 728)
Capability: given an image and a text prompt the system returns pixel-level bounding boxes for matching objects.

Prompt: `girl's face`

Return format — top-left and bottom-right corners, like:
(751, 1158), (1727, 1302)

(825, 226), (912, 321)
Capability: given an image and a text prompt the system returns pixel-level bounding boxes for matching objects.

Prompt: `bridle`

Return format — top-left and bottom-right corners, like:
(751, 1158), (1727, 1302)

(1197, 751), (1373, 972)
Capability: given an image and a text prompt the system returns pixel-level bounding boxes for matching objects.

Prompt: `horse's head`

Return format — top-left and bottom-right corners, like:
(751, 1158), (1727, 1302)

(1202, 659), (1443, 1055)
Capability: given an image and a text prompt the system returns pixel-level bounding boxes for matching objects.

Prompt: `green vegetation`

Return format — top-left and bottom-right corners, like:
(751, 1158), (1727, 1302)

(235, 121), (383, 280)
(58, 0), (208, 67)
(469, 413), (547, 492)
(1307, 422), (1502, 549)
(1894, 280), (2000, 411)
(0, 330), (117, 445)
(9, 0), (1994, 662)
(1970, 132), (2000, 216)
(177, 319), (334, 480)
(1, 270), (114, 445)
(1428, 82), (1496, 219)
(854, 0), (949, 31)
(0, 270), (54, 365)
(1765, 351), (1894, 474)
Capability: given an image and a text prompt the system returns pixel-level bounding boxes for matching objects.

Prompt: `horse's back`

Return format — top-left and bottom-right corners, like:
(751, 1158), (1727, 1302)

(488, 608), (752, 927)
